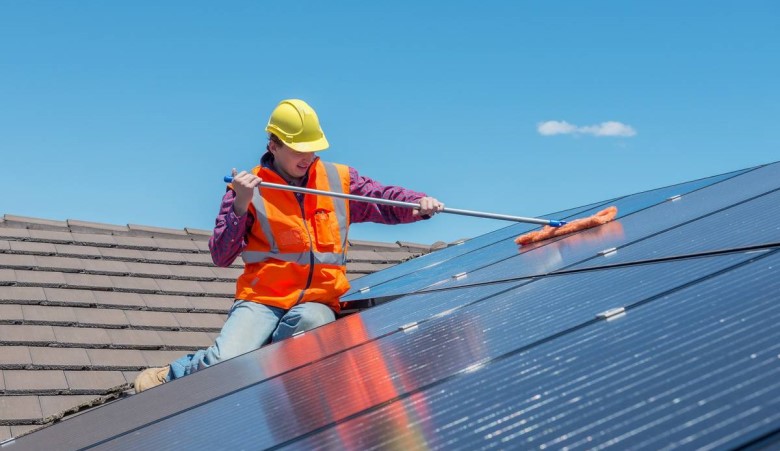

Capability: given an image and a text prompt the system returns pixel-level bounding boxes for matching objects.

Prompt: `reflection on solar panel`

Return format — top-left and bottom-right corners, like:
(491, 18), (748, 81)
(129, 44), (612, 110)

(8, 162), (779, 451)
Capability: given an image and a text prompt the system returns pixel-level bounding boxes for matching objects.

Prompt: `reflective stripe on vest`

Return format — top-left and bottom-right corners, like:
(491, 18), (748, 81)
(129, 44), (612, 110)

(242, 162), (349, 266)
(322, 161), (349, 261)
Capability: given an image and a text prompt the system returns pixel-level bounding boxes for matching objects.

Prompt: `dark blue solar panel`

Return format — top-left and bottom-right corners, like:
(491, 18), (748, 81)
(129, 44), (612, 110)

(61, 251), (766, 450)
(342, 167), (748, 301)
(419, 162), (780, 292)
(567, 188), (780, 270)
(291, 250), (780, 450)
(343, 200), (609, 297)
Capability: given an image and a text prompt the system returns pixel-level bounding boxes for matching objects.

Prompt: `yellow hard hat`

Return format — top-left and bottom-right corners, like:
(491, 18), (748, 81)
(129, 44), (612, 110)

(265, 99), (329, 153)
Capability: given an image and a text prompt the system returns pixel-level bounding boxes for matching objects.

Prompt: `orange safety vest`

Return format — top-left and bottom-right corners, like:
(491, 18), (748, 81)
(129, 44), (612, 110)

(235, 159), (351, 312)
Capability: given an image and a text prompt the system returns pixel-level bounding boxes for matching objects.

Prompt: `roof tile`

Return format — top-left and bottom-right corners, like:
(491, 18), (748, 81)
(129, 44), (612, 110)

(86, 349), (147, 369)
(154, 278), (204, 295)
(172, 312), (225, 331)
(22, 305), (77, 325)
(106, 329), (163, 348)
(97, 247), (143, 260)
(138, 250), (183, 264)
(181, 253), (218, 265)
(110, 276), (160, 293)
(197, 281), (234, 297)
(15, 270), (68, 287)
(0, 346), (32, 367)
(124, 310), (179, 329)
(0, 269), (16, 284)
(128, 224), (187, 236)
(0, 254), (37, 269)
(210, 266), (244, 280)
(62, 273), (113, 290)
(348, 239), (400, 250)
(123, 261), (173, 278)
(168, 265), (218, 280)
(184, 227), (211, 236)
(1, 425), (10, 442)
(0, 304), (23, 322)
(153, 238), (200, 251)
(33, 256), (84, 272)
(43, 288), (96, 306)
(0, 241), (9, 251)
(0, 396), (42, 422)
(155, 330), (213, 349)
(141, 350), (185, 367)
(3, 370), (68, 392)
(9, 241), (57, 255)
(67, 219), (128, 233)
(0, 228), (30, 240)
(4, 215), (67, 229)
(52, 327), (111, 347)
(112, 236), (158, 250)
(0, 286), (46, 303)
(29, 347), (91, 369)
(26, 230), (73, 244)
(193, 241), (211, 252)
(63, 371), (127, 392)
(186, 296), (232, 313)
(82, 259), (130, 275)
(0, 325), (56, 345)
(53, 244), (102, 258)
(71, 232), (117, 247)
(74, 308), (128, 328)
(141, 293), (191, 311)
(93, 291), (145, 309)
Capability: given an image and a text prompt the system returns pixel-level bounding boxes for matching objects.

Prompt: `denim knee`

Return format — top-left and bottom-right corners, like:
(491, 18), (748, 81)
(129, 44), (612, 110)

(272, 302), (335, 341)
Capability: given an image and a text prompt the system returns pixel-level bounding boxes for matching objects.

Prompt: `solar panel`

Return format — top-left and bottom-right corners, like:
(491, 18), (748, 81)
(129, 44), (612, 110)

(567, 187), (780, 270)
(43, 250), (766, 450)
(290, 249), (780, 450)
(341, 166), (748, 301)
(416, 161), (780, 292)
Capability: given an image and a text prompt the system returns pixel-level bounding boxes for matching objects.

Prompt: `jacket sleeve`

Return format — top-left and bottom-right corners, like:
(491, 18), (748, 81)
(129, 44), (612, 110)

(208, 189), (253, 267)
(348, 167), (430, 224)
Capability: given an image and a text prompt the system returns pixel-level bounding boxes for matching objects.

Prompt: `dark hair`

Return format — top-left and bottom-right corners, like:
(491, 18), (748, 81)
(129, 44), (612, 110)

(266, 133), (282, 152)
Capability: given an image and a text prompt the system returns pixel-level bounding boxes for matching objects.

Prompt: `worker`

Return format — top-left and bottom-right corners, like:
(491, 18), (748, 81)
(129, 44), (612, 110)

(134, 99), (444, 392)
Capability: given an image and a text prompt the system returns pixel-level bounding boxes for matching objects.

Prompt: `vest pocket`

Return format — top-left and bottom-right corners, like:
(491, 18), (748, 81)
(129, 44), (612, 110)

(313, 209), (336, 248)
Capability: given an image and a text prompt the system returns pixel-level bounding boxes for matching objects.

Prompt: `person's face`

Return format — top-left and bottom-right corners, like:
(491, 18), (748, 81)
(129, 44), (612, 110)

(269, 141), (319, 180)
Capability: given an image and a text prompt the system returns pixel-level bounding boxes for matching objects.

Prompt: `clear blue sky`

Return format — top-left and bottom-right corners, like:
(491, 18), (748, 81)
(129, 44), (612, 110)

(1, 1), (778, 245)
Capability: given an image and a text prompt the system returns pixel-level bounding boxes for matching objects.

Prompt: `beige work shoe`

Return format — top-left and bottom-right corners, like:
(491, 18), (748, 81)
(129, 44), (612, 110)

(134, 366), (170, 393)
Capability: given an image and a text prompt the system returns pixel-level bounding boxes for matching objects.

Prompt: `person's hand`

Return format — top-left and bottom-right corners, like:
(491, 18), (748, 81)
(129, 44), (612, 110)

(231, 168), (262, 217)
(414, 196), (444, 218)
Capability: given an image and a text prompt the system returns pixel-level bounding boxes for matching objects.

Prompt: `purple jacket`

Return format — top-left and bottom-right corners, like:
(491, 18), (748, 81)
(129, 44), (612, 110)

(209, 164), (429, 267)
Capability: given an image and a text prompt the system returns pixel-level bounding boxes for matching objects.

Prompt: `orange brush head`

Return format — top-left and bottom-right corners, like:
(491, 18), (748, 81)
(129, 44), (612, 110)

(515, 206), (618, 246)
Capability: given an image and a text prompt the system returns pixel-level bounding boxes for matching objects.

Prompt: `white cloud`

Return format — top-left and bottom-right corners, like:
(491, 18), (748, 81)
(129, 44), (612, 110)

(537, 120), (577, 136)
(537, 120), (637, 137)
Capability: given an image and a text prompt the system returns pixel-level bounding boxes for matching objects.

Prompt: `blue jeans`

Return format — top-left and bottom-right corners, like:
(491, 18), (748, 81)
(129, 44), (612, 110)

(168, 300), (335, 381)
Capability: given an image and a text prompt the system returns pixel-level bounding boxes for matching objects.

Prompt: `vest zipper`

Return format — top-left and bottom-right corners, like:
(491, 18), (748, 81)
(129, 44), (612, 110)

(294, 192), (315, 306)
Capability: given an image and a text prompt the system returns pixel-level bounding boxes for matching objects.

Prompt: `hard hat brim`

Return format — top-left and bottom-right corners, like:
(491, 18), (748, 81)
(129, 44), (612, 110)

(286, 136), (329, 153)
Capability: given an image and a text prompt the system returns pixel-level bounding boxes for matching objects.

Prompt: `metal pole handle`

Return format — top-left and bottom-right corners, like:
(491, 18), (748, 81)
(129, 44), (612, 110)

(223, 175), (566, 227)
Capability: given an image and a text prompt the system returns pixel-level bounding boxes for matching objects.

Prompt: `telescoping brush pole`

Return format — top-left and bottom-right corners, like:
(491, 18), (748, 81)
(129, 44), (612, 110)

(223, 176), (567, 227)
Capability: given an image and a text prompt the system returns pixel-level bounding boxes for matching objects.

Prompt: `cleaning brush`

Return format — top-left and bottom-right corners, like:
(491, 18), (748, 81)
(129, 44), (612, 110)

(515, 206), (618, 246)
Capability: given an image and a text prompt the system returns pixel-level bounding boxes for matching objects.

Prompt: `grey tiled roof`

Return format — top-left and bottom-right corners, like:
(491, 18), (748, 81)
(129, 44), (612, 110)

(0, 214), (448, 441)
